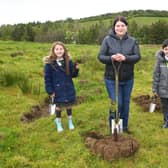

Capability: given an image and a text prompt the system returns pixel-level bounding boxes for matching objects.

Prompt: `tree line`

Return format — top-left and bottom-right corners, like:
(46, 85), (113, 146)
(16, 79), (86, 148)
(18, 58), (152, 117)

(0, 10), (168, 44)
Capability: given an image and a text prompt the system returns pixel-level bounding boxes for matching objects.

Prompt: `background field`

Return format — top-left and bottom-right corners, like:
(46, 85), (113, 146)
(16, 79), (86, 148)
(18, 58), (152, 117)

(0, 41), (168, 168)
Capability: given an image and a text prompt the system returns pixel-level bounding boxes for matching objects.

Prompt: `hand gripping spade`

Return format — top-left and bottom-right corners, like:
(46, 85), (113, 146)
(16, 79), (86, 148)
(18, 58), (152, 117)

(111, 61), (123, 135)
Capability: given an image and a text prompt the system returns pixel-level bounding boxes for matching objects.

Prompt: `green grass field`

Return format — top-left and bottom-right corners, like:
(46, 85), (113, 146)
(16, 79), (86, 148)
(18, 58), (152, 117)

(0, 41), (168, 168)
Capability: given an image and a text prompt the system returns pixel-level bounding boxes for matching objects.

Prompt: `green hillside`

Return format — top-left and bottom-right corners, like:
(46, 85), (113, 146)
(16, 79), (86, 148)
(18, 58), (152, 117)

(129, 17), (168, 26)
(63, 16), (168, 30)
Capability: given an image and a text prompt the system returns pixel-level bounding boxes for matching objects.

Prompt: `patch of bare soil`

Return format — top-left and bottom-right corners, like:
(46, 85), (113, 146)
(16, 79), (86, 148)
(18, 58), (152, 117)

(10, 51), (24, 57)
(84, 131), (139, 161)
(133, 94), (161, 112)
(20, 104), (49, 122)
(0, 133), (5, 140)
(20, 96), (86, 122)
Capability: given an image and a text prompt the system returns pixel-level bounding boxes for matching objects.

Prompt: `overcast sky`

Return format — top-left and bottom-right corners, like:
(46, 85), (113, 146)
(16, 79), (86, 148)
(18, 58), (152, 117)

(1, 0), (167, 26)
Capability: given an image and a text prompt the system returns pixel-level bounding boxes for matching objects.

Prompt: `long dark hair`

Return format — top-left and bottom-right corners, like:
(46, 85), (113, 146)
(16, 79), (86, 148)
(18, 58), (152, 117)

(112, 16), (128, 33)
(49, 41), (70, 75)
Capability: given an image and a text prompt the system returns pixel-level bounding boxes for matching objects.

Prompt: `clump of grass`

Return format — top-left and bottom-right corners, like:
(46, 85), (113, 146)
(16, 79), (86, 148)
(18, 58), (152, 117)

(18, 78), (32, 94)
(0, 69), (41, 95)
(31, 81), (41, 95)
(18, 79), (41, 95)
(0, 70), (25, 87)
(5, 155), (31, 168)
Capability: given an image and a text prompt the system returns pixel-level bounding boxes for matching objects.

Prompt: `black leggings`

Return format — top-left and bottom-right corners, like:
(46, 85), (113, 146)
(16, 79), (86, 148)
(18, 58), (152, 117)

(56, 108), (72, 118)
(160, 98), (168, 122)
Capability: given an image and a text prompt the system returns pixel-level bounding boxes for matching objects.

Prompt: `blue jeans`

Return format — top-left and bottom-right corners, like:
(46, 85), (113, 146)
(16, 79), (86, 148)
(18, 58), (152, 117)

(105, 78), (134, 130)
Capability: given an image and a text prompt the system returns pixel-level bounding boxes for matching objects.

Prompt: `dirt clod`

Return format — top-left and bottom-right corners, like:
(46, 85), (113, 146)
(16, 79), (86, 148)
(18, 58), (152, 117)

(21, 104), (49, 122)
(20, 96), (85, 122)
(133, 94), (161, 112)
(84, 132), (139, 161)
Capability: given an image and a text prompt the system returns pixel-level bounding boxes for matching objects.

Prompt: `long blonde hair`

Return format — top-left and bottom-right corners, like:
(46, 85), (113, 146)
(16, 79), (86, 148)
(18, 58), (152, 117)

(49, 41), (70, 75)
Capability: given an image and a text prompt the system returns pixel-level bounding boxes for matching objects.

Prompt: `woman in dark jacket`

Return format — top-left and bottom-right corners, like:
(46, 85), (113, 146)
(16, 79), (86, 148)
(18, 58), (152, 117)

(98, 16), (141, 133)
(44, 41), (79, 132)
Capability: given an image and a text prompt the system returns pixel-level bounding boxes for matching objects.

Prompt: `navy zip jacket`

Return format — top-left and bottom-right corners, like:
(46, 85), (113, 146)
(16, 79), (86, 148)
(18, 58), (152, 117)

(98, 30), (141, 81)
(44, 56), (79, 103)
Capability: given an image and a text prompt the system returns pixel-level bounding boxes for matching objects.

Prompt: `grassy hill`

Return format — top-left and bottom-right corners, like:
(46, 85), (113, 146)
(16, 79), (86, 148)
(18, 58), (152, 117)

(63, 16), (168, 31)
(0, 41), (168, 167)
(75, 9), (168, 29)
(129, 17), (168, 26)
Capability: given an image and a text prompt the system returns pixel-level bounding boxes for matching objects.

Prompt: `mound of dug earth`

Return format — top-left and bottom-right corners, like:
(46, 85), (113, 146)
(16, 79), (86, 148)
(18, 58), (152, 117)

(20, 96), (86, 122)
(20, 105), (49, 122)
(84, 132), (139, 161)
(133, 94), (161, 112)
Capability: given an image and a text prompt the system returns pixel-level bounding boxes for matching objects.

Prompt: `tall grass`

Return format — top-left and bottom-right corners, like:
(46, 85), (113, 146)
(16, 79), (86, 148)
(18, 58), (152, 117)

(18, 79), (41, 95)
(0, 69), (41, 95)
(0, 70), (24, 87)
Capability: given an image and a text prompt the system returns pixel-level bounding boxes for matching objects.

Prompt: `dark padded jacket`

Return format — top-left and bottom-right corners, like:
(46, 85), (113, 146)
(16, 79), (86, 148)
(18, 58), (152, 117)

(98, 30), (141, 81)
(152, 51), (168, 98)
(44, 56), (79, 103)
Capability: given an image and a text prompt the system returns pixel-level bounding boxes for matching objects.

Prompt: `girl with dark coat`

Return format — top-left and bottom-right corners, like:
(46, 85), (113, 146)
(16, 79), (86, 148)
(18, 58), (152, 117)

(44, 41), (79, 132)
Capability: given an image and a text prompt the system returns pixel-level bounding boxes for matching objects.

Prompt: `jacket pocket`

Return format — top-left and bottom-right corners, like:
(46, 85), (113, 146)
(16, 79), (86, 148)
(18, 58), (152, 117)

(54, 83), (65, 98)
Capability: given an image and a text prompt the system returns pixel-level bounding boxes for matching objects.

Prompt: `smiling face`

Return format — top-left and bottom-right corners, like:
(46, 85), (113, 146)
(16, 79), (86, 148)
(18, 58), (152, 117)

(54, 44), (65, 59)
(114, 21), (128, 38)
(162, 46), (168, 57)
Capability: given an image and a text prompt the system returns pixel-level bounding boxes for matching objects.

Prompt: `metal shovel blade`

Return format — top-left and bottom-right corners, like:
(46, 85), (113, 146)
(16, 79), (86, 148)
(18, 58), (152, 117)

(49, 96), (56, 115)
(49, 104), (56, 115)
(149, 103), (156, 113)
(111, 119), (123, 134)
